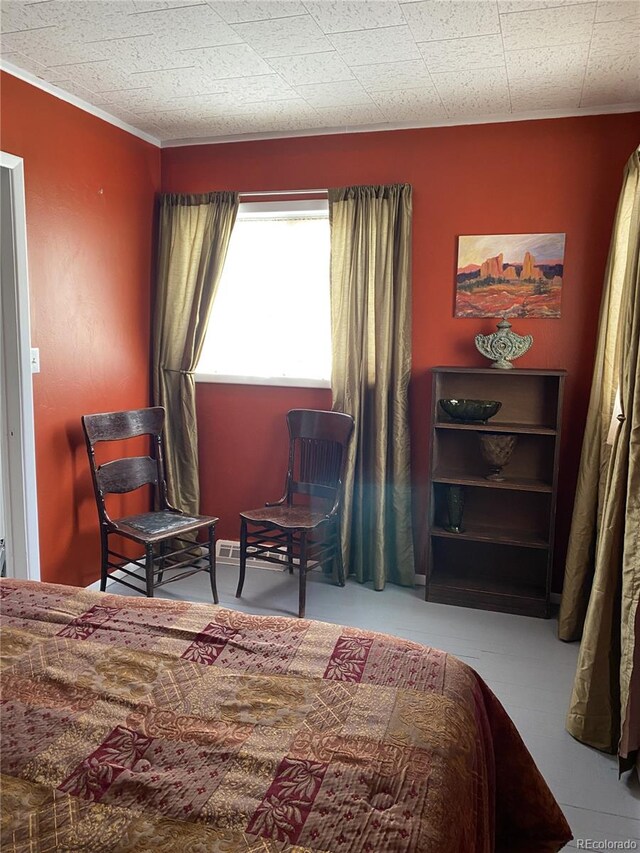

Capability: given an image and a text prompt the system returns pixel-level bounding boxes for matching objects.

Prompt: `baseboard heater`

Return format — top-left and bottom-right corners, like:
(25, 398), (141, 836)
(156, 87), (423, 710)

(215, 540), (319, 572)
(216, 539), (290, 572)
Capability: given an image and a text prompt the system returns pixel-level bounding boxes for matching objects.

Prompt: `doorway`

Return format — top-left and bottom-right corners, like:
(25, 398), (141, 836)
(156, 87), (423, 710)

(1, 152), (40, 581)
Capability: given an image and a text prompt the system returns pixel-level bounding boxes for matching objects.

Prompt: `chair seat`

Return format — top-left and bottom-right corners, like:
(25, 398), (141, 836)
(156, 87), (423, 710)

(240, 505), (331, 530)
(112, 510), (217, 543)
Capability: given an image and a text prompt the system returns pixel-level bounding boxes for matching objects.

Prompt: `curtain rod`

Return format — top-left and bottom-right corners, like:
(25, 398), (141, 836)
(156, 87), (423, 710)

(238, 188), (328, 198)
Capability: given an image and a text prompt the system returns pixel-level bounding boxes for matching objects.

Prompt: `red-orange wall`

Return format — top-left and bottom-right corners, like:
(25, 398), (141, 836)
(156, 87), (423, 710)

(1, 70), (637, 592)
(0, 72), (161, 587)
(163, 114), (639, 588)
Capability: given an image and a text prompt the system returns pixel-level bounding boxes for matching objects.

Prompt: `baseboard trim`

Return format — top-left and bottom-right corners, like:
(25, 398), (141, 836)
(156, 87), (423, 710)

(85, 568), (551, 603)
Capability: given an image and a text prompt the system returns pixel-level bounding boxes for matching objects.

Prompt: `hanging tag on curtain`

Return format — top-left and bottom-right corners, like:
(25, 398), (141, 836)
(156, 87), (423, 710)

(606, 386), (623, 445)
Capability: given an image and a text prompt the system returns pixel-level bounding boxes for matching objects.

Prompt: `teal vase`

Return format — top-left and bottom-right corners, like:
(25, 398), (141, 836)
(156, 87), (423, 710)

(445, 485), (465, 533)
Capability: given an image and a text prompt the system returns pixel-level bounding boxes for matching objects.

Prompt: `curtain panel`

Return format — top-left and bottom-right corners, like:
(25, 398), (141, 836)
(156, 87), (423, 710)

(153, 192), (239, 515)
(329, 183), (415, 590)
(559, 148), (640, 758)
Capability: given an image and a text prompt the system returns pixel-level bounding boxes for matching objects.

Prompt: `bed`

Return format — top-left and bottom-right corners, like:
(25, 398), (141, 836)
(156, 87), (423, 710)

(0, 579), (572, 852)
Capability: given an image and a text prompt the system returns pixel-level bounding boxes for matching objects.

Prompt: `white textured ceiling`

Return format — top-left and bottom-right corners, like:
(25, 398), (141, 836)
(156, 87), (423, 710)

(2, 0), (639, 145)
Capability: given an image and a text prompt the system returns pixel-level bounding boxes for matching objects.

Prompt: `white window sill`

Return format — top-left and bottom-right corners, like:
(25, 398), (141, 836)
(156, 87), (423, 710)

(195, 373), (331, 389)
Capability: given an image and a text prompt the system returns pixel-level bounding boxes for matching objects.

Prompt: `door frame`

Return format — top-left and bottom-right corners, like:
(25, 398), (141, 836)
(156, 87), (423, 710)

(1, 151), (40, 581)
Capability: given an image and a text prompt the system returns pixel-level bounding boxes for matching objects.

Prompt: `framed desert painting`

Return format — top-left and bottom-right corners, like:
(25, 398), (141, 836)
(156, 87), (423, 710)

(455, 233), (565, 318)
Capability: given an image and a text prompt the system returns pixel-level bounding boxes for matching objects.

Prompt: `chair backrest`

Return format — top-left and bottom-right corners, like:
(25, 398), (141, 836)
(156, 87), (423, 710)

(82, 407), (168, 520)
(285, 409), (354, 506)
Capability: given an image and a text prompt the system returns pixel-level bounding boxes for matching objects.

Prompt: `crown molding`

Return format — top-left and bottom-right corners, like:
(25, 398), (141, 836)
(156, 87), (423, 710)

(1, 61), (161, 147)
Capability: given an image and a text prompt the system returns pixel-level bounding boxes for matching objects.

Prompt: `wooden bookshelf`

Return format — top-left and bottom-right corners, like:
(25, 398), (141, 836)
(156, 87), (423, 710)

(425, 367), (566, 617)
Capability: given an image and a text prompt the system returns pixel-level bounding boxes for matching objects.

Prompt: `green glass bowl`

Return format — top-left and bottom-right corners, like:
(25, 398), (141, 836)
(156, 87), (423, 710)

(439, 398), (502, 423)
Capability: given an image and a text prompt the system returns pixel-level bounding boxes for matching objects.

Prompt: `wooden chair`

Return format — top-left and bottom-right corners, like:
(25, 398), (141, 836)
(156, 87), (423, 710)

(236, 409), (354, 618)
(82, 407), (218, 601)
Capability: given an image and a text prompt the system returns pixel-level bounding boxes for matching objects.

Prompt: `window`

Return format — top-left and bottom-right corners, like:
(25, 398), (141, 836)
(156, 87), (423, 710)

(196, 199), (331, 387)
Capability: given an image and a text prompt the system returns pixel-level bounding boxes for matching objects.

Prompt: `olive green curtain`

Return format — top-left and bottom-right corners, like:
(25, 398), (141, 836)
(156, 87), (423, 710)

(153, 192), (238, 514)
(558, 148), (640, 758)
(329, 184), (415, 589)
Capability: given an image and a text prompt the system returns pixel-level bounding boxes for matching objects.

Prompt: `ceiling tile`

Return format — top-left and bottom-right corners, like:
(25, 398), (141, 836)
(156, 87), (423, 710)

(432, 66), (511, 117)
(589, 17), (640, 57)
(304, 1), (406, 34)
(155, 94), (316, 119)
(142, 93), (254, 115)
(46, 0), (140, 20)
(137, 76), (298, 113)
(83, 37), (195, 74)
(505, 43), (589, 85)
(126, 66), (228, 96)
(1, 27), (114, 67)
(581, 52), (640, 105)
(234, 112), (327, 133)
(133, 94), (218, 114)
(352, 59), (433, 92)
(132, 1), (201, 11)
(2, 1), (137, 32)
(99, 87), (175, 111)
(47, 77), (116, 105)
(371, 86), (447, 121)
(63, 9), (156, 42)
(500, 3), (596, 50)
(498, 0), (579, 12)
(329, 25), (421, 66)
(98, 103), (148, 125)
(267, 51), (354, 85)
(1, 2), (51, 33)
(217, 74), (298, 100)
(231, 14), (332, 58)
(401, 0), (500, 41)
(295, 79), (372, 106)
(1, 50), (49, 78)
(127, 4), (243, 51)
(420, 34), (505, 74)
(247, 100), (321, 124)
(594, 0), (639, 22)
(229, 98), (320, 120)
(313, 103), (386, 126)
(2, 27), (97, 65)
(210, 2), (307, 25)
(130, 116), (165, 137)
(176, 43), (273, 77)
(509, 78), (583, 111)
(149, 107), (220, 125)
(39, 61), (138, 93)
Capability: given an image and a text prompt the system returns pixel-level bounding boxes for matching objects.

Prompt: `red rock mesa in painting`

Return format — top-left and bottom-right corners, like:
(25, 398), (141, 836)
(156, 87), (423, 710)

(455, 233), (565, 318)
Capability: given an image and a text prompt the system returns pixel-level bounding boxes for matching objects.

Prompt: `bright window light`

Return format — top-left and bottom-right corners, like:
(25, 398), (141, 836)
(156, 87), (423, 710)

(196, 200), (331, 387)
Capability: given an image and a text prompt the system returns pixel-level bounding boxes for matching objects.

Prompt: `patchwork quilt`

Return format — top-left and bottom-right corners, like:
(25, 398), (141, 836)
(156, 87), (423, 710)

(0, 579), (571, 851)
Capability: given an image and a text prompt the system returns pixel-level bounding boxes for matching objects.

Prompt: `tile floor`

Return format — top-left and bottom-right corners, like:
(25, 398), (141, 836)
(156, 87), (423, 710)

(107, 563), (640, 849)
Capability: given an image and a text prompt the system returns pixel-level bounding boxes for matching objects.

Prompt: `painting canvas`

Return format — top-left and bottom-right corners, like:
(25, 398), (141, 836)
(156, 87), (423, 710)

(455, 233), (565, 318)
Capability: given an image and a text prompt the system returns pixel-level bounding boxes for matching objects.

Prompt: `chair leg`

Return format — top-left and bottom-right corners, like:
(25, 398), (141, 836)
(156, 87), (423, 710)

(100, 528), (109, 592)
(158, 541), (166, 585)
(236, 518), (247, 598)
(208, 524), (218, 605)
(298, 532), (307, 619)
(335, 520), (346, 587)
(287, 531), (294, 574)
(145, 544), (154, 598)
